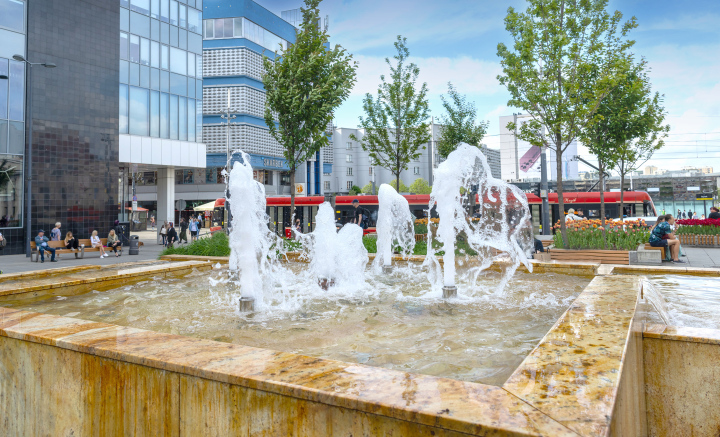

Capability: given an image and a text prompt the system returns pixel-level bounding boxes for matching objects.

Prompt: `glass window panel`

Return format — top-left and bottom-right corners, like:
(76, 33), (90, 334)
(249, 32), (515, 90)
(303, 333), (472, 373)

(120, 7), (129, 32)
(121, 0), (129, 8)
(0, 0), (25, 33)
(150, 67), (160, 90)
(214, 19), (223, 39)
(151, 0), (160, 19)
(195, 0), (202, 10)
(169, 0), (178, 26)
(170, 73), (186, 95)
(223, 18), (233, 38)
(233, 17), (242, 38)
(178, 28), (187, 50)
(8, 60), (24, 122)
(170, 25), (178, 47)
(150, 41), (159, 68)
(129, 35), (140, 63)
(170, 47), (186, 75)
(119, 84), (129, 134)
(178, 96), (187, 140)
(188, 32), (202, 54)
(179, 4), (186, 28)
(160, 70), (170, 92)
(150, 91), (160, 137)
(130, 0), (150, 15)
(187, 77), (195, 98)
(130, 11), (150, 38)
(140, 65), (150, 88)
(206, 167), (216, 183)
(187, 52), (195, 78)
(0, 59), (7, 119)
(203, 20), (213, 39)
(140, 37), (150, 65)
(0, 120), (6, 153)
(120, 32), (129, 60)
(196, 79), (202, 100)
(150, 18), (159, 40)
(160, 21), (169, 44)
(169, 94), (178, 139)
(129, 62), (140, 86)
(188, 8), (200, 34)
(119, 60), (129, 84)
(161, 44), (169, 69)
(188, 99), (195, 142)
(7, 121), (23, 154)
(129, 86), (149, 136)
(160, 0), (169, 23)
(160, 92), (169, 138)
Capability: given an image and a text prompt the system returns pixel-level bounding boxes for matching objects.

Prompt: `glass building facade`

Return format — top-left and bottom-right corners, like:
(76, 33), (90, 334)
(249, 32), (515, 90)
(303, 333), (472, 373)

(119, 0), (203, 143)
(0, 0), (26, 230)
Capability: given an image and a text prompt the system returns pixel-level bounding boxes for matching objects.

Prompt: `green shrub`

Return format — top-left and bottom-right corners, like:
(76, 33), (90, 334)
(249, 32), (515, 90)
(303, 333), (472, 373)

(160, 232), (231, 257)
(414, 223), (428, 235)
(363, 235), (377, 253)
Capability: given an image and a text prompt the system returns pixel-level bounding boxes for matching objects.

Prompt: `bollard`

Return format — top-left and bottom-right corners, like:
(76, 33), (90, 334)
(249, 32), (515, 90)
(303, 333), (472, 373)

(238, 297), (255, 312)
(442, 286), (457, 299)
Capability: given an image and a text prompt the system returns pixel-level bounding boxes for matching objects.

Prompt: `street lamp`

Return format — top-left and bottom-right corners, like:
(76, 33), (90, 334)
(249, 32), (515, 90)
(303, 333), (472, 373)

(13, 54), (56, 257)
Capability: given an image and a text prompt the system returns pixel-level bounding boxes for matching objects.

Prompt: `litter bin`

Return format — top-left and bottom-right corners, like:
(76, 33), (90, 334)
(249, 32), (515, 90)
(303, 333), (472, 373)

(129, 235), (140, 255)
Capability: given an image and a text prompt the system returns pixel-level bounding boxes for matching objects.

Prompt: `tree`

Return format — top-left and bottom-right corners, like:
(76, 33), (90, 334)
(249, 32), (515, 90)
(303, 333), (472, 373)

(263, 0), (358, 218)
(388, 179), (409, 193)
(497, 0), (637, 246)
(349, 185), (362, 195)
(361, 182), (374, 194)
(408, 178), (432, 194)
(351, 36), (431, 191)
(437, 83), (489, 158)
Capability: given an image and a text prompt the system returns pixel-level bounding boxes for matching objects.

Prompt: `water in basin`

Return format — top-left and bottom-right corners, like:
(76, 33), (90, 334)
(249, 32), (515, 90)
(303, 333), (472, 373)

(7, 264), (589, 386)
(647, 275), (720, 330)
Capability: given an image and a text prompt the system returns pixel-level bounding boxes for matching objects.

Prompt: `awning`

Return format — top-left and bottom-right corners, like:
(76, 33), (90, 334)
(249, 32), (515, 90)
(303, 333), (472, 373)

(193, 200), (217, 211)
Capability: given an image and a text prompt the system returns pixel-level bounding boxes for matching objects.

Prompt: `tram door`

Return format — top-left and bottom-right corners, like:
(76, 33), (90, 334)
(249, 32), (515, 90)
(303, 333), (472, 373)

(267, 207), (277, 235)
(530, 205), (541, 234)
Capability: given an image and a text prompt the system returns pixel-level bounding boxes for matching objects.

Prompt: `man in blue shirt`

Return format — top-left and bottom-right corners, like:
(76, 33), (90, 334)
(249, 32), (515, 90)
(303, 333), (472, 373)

(649, 214), (683, 263)
(35, 230), (57, 263)
(189, 217), (199, 242)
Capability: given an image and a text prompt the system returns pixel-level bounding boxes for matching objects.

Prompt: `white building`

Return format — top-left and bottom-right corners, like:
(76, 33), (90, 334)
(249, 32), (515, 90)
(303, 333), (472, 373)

(499, 114), (578, 182)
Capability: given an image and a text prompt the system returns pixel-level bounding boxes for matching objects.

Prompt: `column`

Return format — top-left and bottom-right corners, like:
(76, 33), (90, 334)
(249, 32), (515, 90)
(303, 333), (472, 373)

(157, 167), (175, 234)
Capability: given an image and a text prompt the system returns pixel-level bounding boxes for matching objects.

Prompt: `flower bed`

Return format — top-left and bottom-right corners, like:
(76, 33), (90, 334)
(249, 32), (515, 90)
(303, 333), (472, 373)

(552, 219), (649, 251)
(676, 219), (720, 246)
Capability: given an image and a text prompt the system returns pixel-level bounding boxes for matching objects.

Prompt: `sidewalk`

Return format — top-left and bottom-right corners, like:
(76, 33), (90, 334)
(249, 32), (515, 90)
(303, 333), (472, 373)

(681, 247), (720, 269)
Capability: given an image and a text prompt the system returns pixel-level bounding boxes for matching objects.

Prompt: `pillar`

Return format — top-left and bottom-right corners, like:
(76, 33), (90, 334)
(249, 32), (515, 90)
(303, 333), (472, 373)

(157, 167), (175, 234)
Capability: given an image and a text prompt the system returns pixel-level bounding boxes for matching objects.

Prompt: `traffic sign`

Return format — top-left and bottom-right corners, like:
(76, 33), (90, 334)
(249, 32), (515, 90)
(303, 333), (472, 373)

(132, 201), (138, 211)
(696, 194), (713, 201)
(132, 195), (137, 202)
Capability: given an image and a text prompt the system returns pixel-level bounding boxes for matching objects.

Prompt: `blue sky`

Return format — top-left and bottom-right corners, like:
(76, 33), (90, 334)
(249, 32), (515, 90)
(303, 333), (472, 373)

(256, 0), (720, 172)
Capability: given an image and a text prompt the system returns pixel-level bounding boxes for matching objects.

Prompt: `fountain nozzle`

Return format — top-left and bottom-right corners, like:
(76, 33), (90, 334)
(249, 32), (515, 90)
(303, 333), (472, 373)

(238, 297), (255, 312)
(382, 265), (393, 274)
(442, 286), (457, 299)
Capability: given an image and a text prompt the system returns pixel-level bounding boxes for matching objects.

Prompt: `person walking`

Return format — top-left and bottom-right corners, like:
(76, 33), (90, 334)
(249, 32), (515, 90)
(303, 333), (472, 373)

(160, 222), (168, 246)
(35, 230), (57, 263)
(50, 222), (62, 241)
(91, 230), (108, 258)
(64, 231), (79, 251)
(189, 217), (199, 242)
(351, 199), (369, 229)
(107, 229), (121, 257)
(166, 222), (178, 248)
(150, 216), (156, 229)
(179, 218), (188, 244)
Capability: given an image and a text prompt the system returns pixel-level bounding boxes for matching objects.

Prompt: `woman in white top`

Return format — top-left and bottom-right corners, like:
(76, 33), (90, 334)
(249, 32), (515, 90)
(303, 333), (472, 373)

(160, 222), (167, 246)
(91, 230), (108, 258)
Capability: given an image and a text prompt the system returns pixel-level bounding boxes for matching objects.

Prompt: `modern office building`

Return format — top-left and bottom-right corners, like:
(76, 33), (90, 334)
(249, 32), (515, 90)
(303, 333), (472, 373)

(499, 113), (578, 182)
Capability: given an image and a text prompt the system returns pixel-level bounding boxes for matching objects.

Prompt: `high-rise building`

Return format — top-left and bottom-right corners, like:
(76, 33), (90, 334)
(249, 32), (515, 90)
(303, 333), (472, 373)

(499, 114), (578, 182)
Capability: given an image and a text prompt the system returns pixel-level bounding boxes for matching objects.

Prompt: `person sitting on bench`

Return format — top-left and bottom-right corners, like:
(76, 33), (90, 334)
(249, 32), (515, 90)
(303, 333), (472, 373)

(649, 214), (684, 263)
(35, 230), (57, 263)
(64, 231), (79, 251)
(107, 229), (121, 257)
(91, 230), (108, 258)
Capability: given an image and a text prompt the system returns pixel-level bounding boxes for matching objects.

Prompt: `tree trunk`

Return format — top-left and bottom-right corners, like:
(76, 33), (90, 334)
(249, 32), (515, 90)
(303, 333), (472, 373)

(599, 161), (607, 249)
(290, 169), (296, 235)
(555, 134), (568, 247)
(396, 172), (401, 193)
(619, 161), (626, 222)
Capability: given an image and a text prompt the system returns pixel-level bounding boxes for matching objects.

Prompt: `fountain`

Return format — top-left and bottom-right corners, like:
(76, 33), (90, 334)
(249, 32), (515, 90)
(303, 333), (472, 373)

(374, 184), (415, 274)
(425, 143), (533, 297)
(226, 152), (279, 311)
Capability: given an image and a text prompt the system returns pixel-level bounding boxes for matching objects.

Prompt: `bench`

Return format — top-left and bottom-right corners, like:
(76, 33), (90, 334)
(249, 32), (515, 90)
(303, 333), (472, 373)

(644, 243), (666, 260)
(30, 238), (122, 262)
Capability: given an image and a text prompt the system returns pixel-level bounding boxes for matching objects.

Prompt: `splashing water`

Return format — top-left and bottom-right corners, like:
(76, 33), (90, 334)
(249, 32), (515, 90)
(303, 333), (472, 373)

(296, 202), (369, 288)
(374, 184), (415, 271)
(424, 143), (534, 295)
(642, 280), (671, 325)
(227, 153), (279, 306)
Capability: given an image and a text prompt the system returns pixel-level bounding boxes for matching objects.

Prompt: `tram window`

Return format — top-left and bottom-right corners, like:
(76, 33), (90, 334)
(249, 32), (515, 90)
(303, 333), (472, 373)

(587, 209), (599, 218)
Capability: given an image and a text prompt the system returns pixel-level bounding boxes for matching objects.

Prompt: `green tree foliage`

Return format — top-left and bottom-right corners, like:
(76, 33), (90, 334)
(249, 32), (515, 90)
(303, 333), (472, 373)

(348, 185), (362, 195)
(437, 83), (489, 158)
(496, 0), (637, 246)
(361, 182), (374, 194)
(351, 36), (431, 191)
(263, 0), (357, 216)
(408, 178), (432, 194)
(388, 179), (409, 193)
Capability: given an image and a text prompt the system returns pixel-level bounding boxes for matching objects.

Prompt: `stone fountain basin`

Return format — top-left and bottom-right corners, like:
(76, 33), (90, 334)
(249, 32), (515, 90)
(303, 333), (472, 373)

(1, 260), (719, 436)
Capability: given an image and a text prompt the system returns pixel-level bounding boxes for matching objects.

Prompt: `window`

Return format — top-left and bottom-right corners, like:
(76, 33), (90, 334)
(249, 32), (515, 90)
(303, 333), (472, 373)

(201, 17), (287, 51)
(205, 167), (217, 183)
(0, 0), (25, 33)
(187, 99), (195, 142)
(119, 85), (128, 133)
(346, 167), (353, 176)
(188, 8), (200, 34)
(346, 142), (352, 150)
(161, 44), (169, 70)
(160, 92), (169, 138)
(187, 52), (195, 77)
(150, 41), (159, 68)
(346, 181), (353, 190)
(129, 35), (140, 63)
(414, 166), (420, 175)
(120, 32), (129, 60)
(169, 0), (178, 25)
(324, 181), (330, 191)
(179, 4), (186, 28)
(151, 0), (160, 19)
(170, 47), (186, 74)
(140, 37), (150, 65)
(150, 91), (159, 137)
(346, 154), (352, 163)
(178, 96), (187, 140)
(169, 94), (178, 139)
(130, 0), (150, 15)
(128, 86), (149, 136)
(280, 172), (291, 186)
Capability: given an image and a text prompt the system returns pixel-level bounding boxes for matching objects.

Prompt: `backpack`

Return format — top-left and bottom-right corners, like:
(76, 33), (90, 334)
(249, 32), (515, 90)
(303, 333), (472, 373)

(358, 207), (370, 229)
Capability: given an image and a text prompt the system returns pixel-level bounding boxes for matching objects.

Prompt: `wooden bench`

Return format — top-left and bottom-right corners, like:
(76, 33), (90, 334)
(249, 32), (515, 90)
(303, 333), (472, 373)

(644, 243), (666, 260)
(30, 238), (122, 262)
